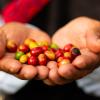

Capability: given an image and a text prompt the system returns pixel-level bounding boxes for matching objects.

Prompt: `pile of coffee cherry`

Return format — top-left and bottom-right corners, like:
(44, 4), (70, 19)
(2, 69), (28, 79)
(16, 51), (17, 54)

(6, 38), (81, 67)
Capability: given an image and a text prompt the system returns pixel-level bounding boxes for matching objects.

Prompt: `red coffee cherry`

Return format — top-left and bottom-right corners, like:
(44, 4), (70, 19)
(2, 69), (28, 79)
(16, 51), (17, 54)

(30, 47), (43, 56)
(63, 44), (73, 52)
(55, 49), (63, 58)
(28, 56), (38, 66)
(18, 44), (29, 53)
(7, 40), (17, 52)
(38, 54), (47, 65)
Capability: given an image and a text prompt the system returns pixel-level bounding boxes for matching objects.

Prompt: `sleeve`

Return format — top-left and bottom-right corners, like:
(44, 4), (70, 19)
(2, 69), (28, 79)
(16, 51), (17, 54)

(0, 71), (28, 94)
(76, 67), (100, 97)
(2, 0), (49, 23)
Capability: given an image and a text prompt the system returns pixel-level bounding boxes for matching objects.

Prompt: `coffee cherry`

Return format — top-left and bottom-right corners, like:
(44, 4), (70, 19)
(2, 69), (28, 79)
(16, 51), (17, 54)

(26, 52), (31, 58)
(55, 49), (63, 58)
(64, 52), (71, 58)
(14, 38), (81, 67)
(44, 50), (55, 60)
(50, 48), (57, 53)
(38, 54), (47, 65)
(41, 45), (48, 51)
(28, 56), (38, 66)
(30, 47), (43, 56)
(29, 41), (38, 49)
(24, 38), (35, 46)
(7, 40), (17, 52)
(71, 47), (81, 57)
(63, 44), (73, 52)
(19, 54), (28, 64)
(18, 44), (29, 53)
(37, 41), (48, 46)
(58, 58), (70, 67)
(57, 56), (64, 62)
(15, 51), (24, 60)
(50, 43), (59, 49)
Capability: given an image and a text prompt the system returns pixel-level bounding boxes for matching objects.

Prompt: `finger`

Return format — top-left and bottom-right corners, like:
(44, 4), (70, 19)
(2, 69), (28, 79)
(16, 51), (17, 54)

(43, 79), (56, 86)
(4, 53), (15, 58)
(16, 64), (37, 80)
(0, 57), (22, 74)
(1, 22), (29, 45)
(72, 49), (99, 70)
(49, 68), (70, 85)
(58, 64), (88, 80)
(36, 65), (49, 80)
(47, 61), (58, 69)
(0, 33), (6, 57)
(29, 27), (51, 44)
(87, 31), (100, 53)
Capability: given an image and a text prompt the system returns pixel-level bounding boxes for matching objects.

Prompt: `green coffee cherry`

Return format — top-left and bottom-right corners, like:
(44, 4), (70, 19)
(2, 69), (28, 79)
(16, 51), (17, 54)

(50, 43), (59, 49)
(15, 51), (24, 60)
(19, 54), (28, 64)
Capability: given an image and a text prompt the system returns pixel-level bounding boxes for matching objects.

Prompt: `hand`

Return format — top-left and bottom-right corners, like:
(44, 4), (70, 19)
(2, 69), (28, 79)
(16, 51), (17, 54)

(0, 22), (51, 80)
(43, 17), (100, 85)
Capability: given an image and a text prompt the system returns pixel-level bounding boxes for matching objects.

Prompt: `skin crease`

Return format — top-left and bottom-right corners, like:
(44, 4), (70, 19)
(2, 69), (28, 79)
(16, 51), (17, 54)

(0, 33), (6, 57)
(0, 17), (100, 86)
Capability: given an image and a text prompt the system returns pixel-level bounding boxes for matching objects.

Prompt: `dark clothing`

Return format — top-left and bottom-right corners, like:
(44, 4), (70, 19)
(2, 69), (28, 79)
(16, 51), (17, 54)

(8, 0), (100, 100)
(8, 81), (100, 100)
(30, 0), (100, 35)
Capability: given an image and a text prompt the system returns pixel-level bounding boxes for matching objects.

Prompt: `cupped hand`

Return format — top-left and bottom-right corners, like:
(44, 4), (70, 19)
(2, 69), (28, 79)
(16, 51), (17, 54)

(43, 17), (100, 85)
(0, 22), (51, 80)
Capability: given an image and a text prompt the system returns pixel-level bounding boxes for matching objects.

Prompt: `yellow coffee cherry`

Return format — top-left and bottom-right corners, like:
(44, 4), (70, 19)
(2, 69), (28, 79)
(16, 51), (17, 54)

(58, 59), (70, 67)
(44, 50), (55, 60)
(24, 38), (32, 46)
(24, 38), (35, 46)
(37, 41), (48, 46)
(7, 40), (17, 52)
(19, 54), (28, 64)
(26, 52), (31, 58)
(57, 56), (64, 63)
(64, 52), (71, 58)
(29, 41), (38, 49)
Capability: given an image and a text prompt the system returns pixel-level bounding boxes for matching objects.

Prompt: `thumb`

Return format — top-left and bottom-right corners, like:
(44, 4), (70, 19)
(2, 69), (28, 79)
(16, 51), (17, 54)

(86, 30), (100, 53)
(0, 32), (6, 58)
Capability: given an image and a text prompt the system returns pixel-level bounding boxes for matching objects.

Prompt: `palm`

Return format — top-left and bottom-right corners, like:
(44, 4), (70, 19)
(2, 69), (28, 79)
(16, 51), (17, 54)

(53, 17), (100, 51)
(44, 17), (100, 85)
(0, 22), (50, 79)
(52, 17), (100, 69)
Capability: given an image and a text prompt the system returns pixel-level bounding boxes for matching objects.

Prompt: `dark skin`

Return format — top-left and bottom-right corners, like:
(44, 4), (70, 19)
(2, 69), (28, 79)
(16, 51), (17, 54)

(0, 17), (100, 86)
